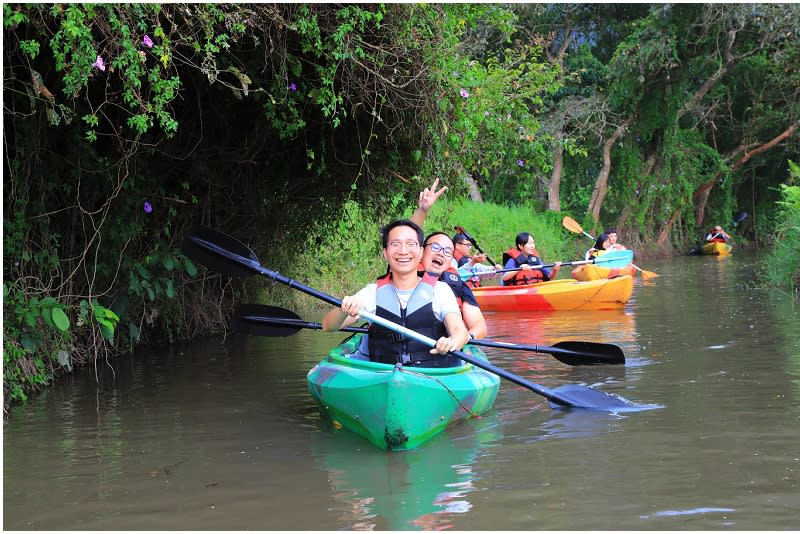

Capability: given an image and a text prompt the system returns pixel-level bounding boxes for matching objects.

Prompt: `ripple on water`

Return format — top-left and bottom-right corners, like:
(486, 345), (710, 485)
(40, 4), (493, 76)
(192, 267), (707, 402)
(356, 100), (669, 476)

(641, 507), (736, 518)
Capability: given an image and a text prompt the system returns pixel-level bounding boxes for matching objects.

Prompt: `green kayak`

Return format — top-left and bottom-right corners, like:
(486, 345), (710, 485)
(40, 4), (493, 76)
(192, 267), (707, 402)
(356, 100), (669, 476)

(307, 333), (500, 451)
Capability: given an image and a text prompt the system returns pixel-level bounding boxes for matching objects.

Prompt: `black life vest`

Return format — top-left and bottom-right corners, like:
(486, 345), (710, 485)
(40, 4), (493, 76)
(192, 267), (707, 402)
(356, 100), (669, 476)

(437, 268), (465, 309)
(367, 272), (457, 367)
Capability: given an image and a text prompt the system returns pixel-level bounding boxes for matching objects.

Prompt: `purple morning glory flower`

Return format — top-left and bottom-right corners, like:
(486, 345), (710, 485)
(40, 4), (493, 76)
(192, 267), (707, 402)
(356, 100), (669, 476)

(459, 89), (469, 98)
(517, 160), (525, 167)
(142, 35), (154, 48)
(289, 82), (297, 91)
(143, 201), (153, 213)
(92, 55), (106, 71)
(484, 111), (490, 116)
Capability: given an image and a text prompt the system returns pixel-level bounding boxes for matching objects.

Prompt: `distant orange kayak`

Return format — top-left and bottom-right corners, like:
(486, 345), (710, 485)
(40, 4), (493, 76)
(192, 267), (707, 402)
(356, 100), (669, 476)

(700, 242), (732, 256)
(570, 263), (636, 281)
(472, 276), (634, 311)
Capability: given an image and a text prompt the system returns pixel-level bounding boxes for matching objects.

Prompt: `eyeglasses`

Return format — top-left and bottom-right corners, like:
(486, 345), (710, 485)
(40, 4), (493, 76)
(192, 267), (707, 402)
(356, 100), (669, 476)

(456, 241), (472, 248)
(387, 240), (420, 251)
(424, 242), (453, 257)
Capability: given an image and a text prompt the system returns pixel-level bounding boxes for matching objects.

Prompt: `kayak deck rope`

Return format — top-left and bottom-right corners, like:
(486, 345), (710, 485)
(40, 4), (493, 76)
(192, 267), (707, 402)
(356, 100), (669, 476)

(571, 277), (617, 310)
(402, 367), (480, 418)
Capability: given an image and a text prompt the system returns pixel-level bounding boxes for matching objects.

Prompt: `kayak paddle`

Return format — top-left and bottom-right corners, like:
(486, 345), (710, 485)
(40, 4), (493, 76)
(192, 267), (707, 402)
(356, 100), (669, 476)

(453, 225), (499, 266)
(561, 216), (659, 280)
(232, 303), (625, 366)
(461, 250), (635, 280)
(181, 225), (640, 410)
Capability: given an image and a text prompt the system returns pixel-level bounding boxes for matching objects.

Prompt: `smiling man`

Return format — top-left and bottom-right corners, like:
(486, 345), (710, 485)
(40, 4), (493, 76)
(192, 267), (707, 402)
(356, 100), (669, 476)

(322, 219), (469, 367)
(420, 232), (488, 340)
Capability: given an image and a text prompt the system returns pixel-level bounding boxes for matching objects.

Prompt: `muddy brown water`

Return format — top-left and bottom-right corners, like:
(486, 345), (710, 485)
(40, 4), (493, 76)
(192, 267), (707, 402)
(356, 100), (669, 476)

(4, 251), (799, 530)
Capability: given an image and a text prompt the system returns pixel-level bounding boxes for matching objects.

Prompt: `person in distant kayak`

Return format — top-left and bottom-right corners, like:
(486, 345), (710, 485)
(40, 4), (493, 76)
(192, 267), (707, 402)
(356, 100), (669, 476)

(322, 219), (469, 367)
(604, 227), (627, 251)
(705, 225), (731, 243)
(421, 231), (488, 340)
(501, 232), (561, 286)
(585, 233), (610, 261)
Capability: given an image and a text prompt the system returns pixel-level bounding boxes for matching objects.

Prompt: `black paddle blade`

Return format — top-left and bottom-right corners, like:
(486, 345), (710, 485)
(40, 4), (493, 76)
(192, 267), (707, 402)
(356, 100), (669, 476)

(552, 341), (625, 365)
(548, 384), (638, 410)
(180, 225), (261, 278)
(233, 304), (305, 337)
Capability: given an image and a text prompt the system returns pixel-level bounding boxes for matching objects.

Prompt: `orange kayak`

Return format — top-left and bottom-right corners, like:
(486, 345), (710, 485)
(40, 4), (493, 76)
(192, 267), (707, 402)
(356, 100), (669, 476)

(571, 263), (636, 281)
(700, 242), (732, 256)
(472, 276), (634, 312)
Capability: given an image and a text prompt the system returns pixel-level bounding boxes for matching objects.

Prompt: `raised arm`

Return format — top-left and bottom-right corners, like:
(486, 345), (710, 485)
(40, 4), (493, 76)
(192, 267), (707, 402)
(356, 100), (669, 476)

(410, 177), (447, 228)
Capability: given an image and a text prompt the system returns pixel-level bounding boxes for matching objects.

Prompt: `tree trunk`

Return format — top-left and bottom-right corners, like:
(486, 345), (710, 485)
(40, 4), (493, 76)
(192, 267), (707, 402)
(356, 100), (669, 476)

(587, 115), (633, 224)
(462, 172), (483, 202)
(548, 137), (563, 211)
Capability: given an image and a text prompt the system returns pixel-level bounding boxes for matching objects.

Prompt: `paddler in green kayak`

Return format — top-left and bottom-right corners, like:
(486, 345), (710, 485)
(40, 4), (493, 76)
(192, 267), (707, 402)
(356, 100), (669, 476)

(322, 219), (470, 367)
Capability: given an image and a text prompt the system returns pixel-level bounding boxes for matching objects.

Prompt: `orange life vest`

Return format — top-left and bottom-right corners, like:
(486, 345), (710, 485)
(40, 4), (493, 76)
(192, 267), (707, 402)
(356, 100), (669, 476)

(502, 248), (546, 286)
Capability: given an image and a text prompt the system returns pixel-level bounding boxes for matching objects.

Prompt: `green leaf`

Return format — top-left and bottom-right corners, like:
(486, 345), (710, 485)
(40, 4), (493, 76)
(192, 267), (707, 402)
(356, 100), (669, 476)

(162, 255), (174, 271)
(98, 322), (115, 343)
(24, 310), (37, 328)
(52, 307), (70, 332)
(56, 350), (72, 371)
(40, 307), (54, 328)
(21, 334), (37, 353)
(184, 258), (198, 276)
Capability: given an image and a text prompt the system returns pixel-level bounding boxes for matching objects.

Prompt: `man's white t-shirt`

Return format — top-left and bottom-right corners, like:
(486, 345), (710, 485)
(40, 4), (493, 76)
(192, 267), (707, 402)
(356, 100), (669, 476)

(353, 280), (460, 321)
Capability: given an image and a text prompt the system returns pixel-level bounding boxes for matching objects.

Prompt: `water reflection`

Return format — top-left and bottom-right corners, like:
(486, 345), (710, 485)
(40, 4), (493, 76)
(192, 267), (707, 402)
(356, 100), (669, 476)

(528, 408), (629, 441)
(486, 308), (638, 352)
(311, 415), (503, 530)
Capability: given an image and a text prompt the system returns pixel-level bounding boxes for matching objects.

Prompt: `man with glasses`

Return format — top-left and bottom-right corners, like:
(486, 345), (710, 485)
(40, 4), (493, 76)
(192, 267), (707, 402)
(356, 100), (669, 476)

(421, 232), (488, 340)
(409, 177), (499, 288)
(451, 233), (502, 287)
(322, 219), (469, 367)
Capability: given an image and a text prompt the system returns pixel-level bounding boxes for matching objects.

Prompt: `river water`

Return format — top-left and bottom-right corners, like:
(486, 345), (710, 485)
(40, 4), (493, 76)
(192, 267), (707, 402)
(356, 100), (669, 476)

(4, 251), (799, 530)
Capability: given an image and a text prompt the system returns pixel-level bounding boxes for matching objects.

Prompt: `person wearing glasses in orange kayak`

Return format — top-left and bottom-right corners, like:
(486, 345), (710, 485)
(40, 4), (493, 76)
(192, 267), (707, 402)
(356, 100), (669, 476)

(451, 233), (503, 287)
(501, 232), (561, 286)
(322, 219), (469, 367)
(420, 231), (488, 340)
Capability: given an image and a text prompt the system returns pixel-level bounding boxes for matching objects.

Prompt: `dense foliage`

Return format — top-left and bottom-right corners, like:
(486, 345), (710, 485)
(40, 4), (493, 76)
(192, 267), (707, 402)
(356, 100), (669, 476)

(3, 3), (798, 411)
(762, 161), (800, 292)
(2, 3), (556, 409)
